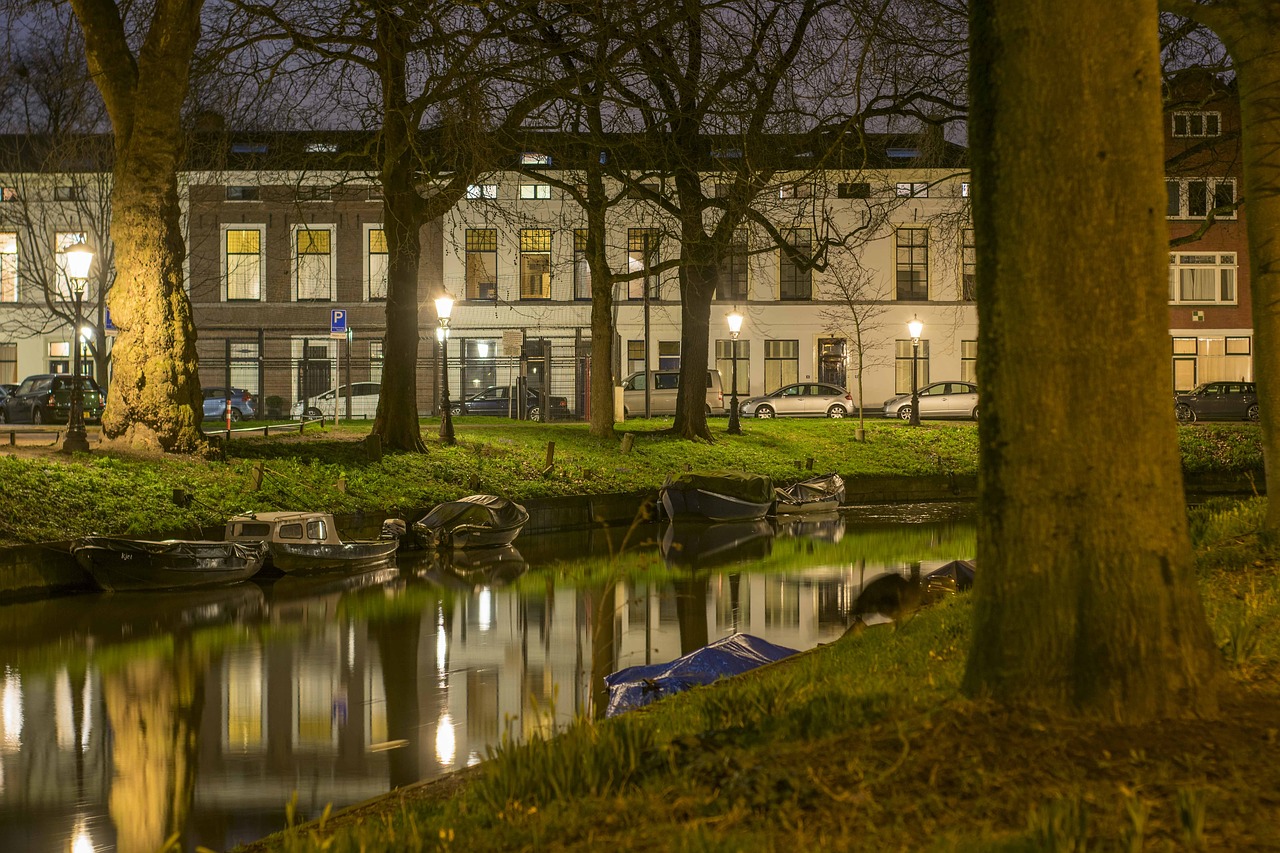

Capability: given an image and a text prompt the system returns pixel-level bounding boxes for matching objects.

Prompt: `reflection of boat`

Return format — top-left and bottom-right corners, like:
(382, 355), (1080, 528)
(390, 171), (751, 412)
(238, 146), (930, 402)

(772, 512), (846, 543)
(407, 545), (528, 590)
(773, 473), (845, 515)
(225, 510), (400, 574)
(660, 471), (774, 522)
(71, 537), (268, 591)
(604, 633), (799, 717)
(661, 520), (774, 568)
(924, 559), (976, 593)
(263, 565), (401, 602)
(410, 495), (530, 549)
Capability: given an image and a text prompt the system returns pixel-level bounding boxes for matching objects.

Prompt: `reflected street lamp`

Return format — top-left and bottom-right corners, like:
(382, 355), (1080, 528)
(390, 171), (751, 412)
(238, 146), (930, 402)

(62, 243), (94, 453)
(436, 292), (455, 446)
(727, 308), (744, 435)
(907, 315), (923, 427)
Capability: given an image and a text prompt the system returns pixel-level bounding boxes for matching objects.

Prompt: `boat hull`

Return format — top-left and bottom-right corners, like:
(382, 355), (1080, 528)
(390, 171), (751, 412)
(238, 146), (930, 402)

(411, 495), (529, 549)
(660, 487), (772, 522)
(268, 540), (399, 574)
(773, 473), (846, 515)
(72, 537), (267, 592)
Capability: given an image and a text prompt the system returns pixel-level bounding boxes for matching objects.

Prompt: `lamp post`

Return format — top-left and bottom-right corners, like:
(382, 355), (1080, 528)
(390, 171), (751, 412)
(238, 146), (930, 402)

(436, 292), (455, 445)
(62, 243), (94, 453)
(907, 315), (923, 427)
(727, 308), (744, 435)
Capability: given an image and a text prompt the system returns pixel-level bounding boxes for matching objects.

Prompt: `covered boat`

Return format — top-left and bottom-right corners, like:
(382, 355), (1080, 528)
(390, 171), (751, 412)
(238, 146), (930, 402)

(604, 633), (799, 717)
(659, 471), (774, 522)
(773, 472), (845, 515)
(410, 495), (530, 549)
(225, 510), (400, 574)
(72, 536), (268, 591)
(924, 559), (976, 593)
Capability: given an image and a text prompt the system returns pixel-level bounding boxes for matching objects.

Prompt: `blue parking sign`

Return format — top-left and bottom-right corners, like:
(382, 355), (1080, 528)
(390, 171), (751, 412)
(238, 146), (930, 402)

(330, 309), (347, 338)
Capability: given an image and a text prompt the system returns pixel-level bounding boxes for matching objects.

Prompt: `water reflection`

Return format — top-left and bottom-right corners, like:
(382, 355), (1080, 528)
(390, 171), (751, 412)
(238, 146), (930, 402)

(0, 503), (974, 852)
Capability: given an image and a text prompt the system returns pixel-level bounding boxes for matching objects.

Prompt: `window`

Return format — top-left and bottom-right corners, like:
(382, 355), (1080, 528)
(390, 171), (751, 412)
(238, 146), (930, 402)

(55, 231), (88, 300)
(658, 340), (680, 370)
(626, 340), (645, 375)
(717, 231), (748, 300)
(369, 341), (384, 383)
(1166, 178), (1236, 219)
(54, 186), (83, 201)
(461, 338), (499, 393)
(0, 232), (16, 302)
(961, 228), (976, 301)
(961, 182), (971, 198)
(895, 339), (930, 394)
(896, 227), (929, 301)
(304, 141), (339, 153)
(779, 229), (812, 300)
(887, 147), (921, 159)
(1172, 111), (1221, 138)
(466, 184), (498, 200)
(573, 229), (592, 300)
(895, 182), (928, 198)
(230, 341), (260, 395)
(627, 228), (658, 300)
(520, 152), (552, 165)
(294, 227), (334, 301)
(519, 184), (551, 200)
(366, 227), (388, 300)
(779, 183), (811, 199)
(715, 339), (750, 396)
(837, 182), (871, 199)
(231, 141), (268, 154)
(297, 186), (331, 202)
(961, 339), (977, 383)
(0, 342), (15, 384)
(818, 338), (846, 387)
(465, 229), (498, 300)
(764, 340), (799, 393)
(519, 229), (552, 299)
(226, 185), (260, 201)
(48, 341), (70, 375)
(224, 227), (263, 301)
(713, 182), (733, 199)
(1169, 252), (1236, 305)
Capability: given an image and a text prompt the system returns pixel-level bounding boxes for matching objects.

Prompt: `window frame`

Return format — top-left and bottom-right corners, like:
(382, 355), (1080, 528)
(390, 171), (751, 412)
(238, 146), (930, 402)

(0, 231), (17, 302)
(464, 228), (499, 301)
(1166, 177), (1237, 220)
(519, 229), (552, 300)
(778, 229), (812, 301)
(221, 224), (266, 302)
(1168, 252), (1237, 305)
(1171, 111), (1221, 138)
(896, 227), (929, 301)
(292, 224), (336, 302)
(365, 223), (388, 301)
(627, 228), (659, 301)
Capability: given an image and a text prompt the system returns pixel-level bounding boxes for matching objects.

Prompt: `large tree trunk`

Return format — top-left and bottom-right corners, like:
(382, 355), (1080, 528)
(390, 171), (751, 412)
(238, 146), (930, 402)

(673, 240), (716, 441)
(963, 0), (1219, 720)
(585, 164), (618, 438)
(73, 0), (206, 452)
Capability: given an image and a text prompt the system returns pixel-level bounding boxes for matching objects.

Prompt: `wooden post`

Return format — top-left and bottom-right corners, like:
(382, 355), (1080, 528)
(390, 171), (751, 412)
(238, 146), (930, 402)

(620, 433), (635, 454)
(806, 457), (814, 471)
(365, 433), (383, 462)
(336, 477), (347, 494)
(251, 461), (265, 491)
(545, 441), (555, 468)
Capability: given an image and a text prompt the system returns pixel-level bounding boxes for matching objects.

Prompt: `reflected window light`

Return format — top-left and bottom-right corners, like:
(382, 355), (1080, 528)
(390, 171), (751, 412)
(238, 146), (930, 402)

(435, 712), (456, 767)
(467, 751), (483, 767)
(436, 625), (448, 675)
(71, 817), (96, 853)
(477, 588), (493, 632)
(347, 625), (356, 672)
(2, 670), (22, 751)
(56, 670), (74, 749)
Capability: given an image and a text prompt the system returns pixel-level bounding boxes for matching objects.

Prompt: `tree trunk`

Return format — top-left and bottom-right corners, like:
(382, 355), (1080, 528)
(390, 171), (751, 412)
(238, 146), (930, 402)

(72, 0), (206, 452)
(673, 252), (716, 441)
(963, 0), (1219, 720)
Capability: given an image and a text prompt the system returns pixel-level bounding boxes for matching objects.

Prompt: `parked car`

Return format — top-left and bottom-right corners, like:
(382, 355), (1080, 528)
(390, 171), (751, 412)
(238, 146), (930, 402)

(882, 381), (979, 421)
(0, 374), (106, 425)
(1175, 381), (1259, 422)
(291, 382), (382, 419)
(457, 385), (570, 421)
(201, 387), (256, 422)
(739, 382), (854, 419)
(0, 383), (16, 397)
(621, 369), (725, 417)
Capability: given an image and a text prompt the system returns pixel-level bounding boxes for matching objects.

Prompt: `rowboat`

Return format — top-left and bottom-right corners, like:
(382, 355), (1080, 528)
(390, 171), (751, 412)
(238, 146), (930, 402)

(71, 536), (268, 591)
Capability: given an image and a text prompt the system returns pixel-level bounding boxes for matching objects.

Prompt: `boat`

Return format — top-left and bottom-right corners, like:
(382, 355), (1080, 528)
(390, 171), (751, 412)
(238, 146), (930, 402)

(71, 536), (268, 591)
(224, 510), (400, 574)
(924, 559), (976, 593)
(410, 495), (530, 549)
(659, 471), (775, 522)
(773, 472), (845, 515)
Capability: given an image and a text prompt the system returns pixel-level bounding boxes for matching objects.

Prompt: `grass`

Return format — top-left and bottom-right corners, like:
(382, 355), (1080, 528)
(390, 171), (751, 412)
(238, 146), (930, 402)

(0, 418), (1262, 546)
(234, 498), (1280, 853)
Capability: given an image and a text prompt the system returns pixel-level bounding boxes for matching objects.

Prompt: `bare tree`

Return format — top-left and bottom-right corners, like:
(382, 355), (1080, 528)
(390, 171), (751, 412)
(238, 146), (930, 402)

(819, 253), (892, 435)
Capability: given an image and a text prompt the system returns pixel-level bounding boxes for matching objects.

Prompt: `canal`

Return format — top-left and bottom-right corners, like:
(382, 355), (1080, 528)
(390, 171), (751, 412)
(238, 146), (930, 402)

(0, 502), (974, 853)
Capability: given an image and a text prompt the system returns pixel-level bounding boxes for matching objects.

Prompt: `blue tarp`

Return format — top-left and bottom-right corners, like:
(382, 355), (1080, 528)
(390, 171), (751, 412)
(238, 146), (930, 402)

(603, 633), (800, 717)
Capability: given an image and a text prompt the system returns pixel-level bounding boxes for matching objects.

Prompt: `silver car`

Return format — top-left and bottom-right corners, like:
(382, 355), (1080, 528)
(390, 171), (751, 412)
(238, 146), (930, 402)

(882, 381), (979, 421)
(739, 382), (854, 418)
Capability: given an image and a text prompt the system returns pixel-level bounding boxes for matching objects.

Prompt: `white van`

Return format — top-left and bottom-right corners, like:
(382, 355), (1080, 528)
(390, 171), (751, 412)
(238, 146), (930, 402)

(292, 382), (381, 419)
(621, 369), (724, 417)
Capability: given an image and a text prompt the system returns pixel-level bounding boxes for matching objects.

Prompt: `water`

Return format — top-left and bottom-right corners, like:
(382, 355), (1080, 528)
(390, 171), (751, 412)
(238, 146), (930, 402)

(0, 503), (974, 853)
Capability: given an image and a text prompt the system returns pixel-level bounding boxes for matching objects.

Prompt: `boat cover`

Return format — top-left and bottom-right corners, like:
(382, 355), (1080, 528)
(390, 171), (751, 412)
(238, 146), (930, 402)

(924, 559), (976, 592)
(662, 471), (775, 505)
(775, 473), (846, 508)
(413, 495), (529, 537)
(603, 633), (799, 717)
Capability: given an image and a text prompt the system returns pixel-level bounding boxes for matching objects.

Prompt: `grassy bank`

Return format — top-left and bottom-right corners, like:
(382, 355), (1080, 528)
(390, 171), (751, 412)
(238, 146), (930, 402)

(0, 418), (1262, 546)
(241, 498), (1280, 852)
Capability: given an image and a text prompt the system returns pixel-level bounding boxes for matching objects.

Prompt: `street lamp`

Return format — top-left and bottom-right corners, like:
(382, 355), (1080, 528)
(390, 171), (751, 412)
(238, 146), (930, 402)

(727, 308), (744, 435)
(907, 314), (923, 427)
(62, 243), (94, 453)
(436, 292), (455, 446)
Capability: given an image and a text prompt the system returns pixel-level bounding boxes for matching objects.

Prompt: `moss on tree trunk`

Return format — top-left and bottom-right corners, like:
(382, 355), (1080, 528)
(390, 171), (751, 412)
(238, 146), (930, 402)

(963, 0), (1219, 720)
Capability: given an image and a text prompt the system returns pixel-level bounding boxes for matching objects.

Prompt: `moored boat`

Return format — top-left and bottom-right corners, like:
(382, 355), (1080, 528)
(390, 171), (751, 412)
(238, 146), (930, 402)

(71, 536), (268, 592)
(225, 510), (401, 574)
(659, 471), (774, 522)
(773, 472), (845, 515)
(410, 495), (529, 549)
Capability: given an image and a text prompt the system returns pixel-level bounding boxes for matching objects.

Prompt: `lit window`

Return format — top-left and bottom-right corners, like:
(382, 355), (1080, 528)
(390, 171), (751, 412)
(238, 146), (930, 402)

(573, 229), (592, 300)
(295, 227), (334, 301)
(1169, 252), (1236, 305)
(466, 184), (498, 200)
(520, 152), (551, 165)
(779, 183), (811, 199)
(367, 228), (388, 300)
(627, 229), (658, 300)
(896, 227), (929, 301)
(895, 182), (929, 198)
(519, 230), (552, 299)
(519, 184), (551, 200)
(465, 229), (498, 300)
(0, 232), (16, 302)
(225, 228), (263, 300)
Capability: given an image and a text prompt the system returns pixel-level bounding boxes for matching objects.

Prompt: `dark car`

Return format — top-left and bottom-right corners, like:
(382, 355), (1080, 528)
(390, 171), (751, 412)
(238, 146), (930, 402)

(1175, 381), (1259, 423)
(0, 374), (106, 424)
(455, 385), (570, 421)
(201, 387), (256, 422)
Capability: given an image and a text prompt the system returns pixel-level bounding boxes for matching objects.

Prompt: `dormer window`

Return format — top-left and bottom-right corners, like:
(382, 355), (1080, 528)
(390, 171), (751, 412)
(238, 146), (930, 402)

(887, 147), (921, 159)
(520, 152), (552, 165)
(895, 182), (929, 198)
(304, 142), (339, 153)
(466, 184), (498, 200)
(231, 141), (269, 154)
(1172, 111), (1221, 138)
